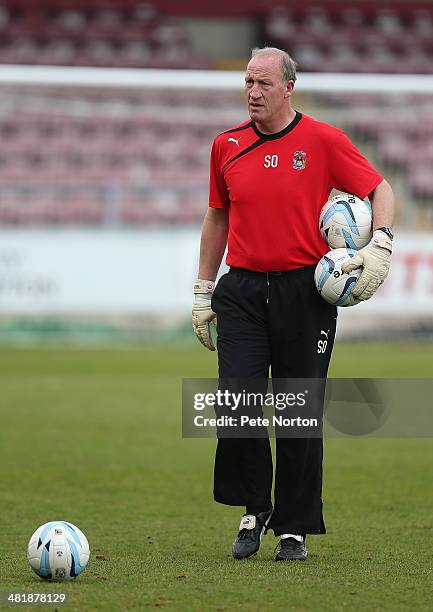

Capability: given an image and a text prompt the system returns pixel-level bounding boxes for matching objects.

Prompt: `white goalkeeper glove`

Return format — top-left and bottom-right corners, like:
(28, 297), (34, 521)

(342, 230), (392, 301)
(192, 279), (216, 351)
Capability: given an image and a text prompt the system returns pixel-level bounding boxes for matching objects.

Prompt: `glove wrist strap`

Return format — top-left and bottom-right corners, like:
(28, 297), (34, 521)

(194, 279), (215, 294)
(372, 230), (393, 254)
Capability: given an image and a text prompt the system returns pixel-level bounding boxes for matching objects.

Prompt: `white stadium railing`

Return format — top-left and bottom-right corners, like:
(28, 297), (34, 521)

(0, 65), (432, 93)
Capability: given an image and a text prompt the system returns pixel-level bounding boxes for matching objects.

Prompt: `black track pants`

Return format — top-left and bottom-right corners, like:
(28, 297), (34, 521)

(211, 266), (337, 536)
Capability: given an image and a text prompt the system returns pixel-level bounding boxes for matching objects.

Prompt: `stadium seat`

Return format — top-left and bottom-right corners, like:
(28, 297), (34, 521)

(265, 6), (295, 41)
(374, 8), (404, 38)
(411, 9), (433, 38)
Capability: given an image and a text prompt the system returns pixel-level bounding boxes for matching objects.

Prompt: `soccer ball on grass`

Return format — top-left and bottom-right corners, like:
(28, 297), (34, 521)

(27, 521), (90, 581)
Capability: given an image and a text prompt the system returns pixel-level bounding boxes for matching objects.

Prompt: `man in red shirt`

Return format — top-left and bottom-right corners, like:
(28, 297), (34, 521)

(192, 47), (394, 561)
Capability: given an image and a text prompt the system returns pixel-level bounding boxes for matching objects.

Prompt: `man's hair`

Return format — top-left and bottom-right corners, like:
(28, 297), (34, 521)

(251, 47), (297, 83)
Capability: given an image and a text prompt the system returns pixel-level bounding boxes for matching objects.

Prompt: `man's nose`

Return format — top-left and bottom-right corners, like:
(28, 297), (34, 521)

(249, 83), (262, 98)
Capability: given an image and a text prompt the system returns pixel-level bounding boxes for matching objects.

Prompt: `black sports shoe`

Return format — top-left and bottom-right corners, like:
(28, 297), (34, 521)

(275, 537), (308, 561)
(232, 507), (273, 560)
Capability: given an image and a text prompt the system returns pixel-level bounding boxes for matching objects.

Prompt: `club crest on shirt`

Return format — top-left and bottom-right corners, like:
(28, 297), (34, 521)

(292, 150), (307, 170)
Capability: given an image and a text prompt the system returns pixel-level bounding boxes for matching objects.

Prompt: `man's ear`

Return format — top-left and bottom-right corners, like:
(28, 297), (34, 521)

(284, 80), (295, 98)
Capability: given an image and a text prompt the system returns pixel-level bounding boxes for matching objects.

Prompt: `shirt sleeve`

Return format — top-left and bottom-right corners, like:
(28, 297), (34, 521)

(208, 139), (230, 209)
(329, 129), (383, 199)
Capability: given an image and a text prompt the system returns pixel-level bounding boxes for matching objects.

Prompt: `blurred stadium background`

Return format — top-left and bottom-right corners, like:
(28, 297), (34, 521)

(0, 0), (432, 343)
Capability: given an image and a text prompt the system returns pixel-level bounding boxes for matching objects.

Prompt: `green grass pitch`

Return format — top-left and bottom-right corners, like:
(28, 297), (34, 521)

(1, 342), (433, 611)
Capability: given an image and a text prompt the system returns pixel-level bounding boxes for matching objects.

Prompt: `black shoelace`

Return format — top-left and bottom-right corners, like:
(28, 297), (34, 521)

(237, 528), (254, 541)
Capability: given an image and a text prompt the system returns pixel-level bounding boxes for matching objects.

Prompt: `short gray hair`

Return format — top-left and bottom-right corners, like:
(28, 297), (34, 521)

(251, 47), (297, 83)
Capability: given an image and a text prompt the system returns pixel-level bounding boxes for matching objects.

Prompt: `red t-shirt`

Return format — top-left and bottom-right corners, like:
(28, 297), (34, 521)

(209, 112), (383, 272)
